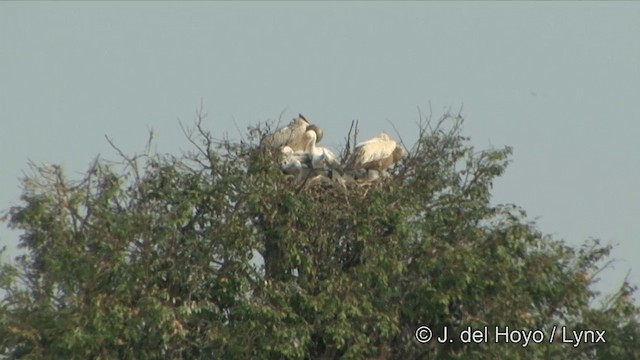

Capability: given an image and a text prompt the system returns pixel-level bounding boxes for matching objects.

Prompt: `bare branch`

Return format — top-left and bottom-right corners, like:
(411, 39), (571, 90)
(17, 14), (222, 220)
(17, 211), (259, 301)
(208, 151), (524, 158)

(386, 119), (408, 154)
(341, 119), (357, 164)
(179, 119), (206, 159)
(144, 126), (155, 155)
(104, 135), (141, 182)
(232, 115), (245, 143)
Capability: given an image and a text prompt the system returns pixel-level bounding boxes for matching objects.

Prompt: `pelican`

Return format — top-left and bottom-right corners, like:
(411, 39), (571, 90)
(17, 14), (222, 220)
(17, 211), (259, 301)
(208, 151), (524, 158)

(261, 114), (324, 152)
(301, 129), (343, 176)
(280, 146), (312, 182)
(280, 146), (311, 171)
(345, 132), (407, 173)
(281, 157), (305, 174)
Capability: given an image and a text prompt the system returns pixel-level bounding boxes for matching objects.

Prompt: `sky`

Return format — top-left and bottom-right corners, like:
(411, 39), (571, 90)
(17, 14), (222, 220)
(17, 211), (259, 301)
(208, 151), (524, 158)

(1, 2), (639, 302)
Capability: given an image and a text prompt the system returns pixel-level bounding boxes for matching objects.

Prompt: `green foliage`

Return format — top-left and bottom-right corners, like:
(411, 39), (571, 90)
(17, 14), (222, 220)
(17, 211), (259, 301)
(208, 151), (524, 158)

(1, 112), (638, 359)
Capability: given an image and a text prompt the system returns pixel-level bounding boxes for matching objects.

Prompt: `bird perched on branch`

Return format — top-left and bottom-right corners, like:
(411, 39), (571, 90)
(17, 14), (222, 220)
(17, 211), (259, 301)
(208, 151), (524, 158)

(261, 114), (324, 152)
(344, 132), (407, 174)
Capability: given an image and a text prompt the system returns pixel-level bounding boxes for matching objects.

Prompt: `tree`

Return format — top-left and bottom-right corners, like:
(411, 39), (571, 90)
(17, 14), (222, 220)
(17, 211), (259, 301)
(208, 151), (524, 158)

(1, 109), (638, 359)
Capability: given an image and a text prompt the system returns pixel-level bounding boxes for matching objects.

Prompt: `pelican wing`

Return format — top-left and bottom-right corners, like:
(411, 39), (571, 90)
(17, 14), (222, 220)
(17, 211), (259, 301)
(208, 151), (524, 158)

(319, 146), (337, 160)
(354, 132), (391, 147)
(353, 137), (397, 167)
(353, 136), (382, 149)
(292, 151), (312, 166)
(321, 148), (344, 174)
(311, 146), (340, 170)
(263, 117), (309, 150)
(285, 128), (311, 151)
(262, 126), (292, 148)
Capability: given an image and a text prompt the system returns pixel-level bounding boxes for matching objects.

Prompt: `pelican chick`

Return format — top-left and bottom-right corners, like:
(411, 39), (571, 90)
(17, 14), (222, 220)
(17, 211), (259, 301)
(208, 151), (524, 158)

(281, 156), (313, 183)
(281, 156), (306, 175)
(281, 145), (313, 166)
(349, 168), (381, 182)
(280, 145), (313, 183)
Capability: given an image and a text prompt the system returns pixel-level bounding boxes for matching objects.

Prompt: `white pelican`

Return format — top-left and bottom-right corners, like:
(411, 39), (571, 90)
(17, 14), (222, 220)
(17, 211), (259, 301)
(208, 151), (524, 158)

(280, 146), (312, 182)
(345, 132), (407, 173)
(281, 157), (304, 174)
(261, 114), (324, 152)
(301, 129), (343, 176)
(280, 146), (310, 170)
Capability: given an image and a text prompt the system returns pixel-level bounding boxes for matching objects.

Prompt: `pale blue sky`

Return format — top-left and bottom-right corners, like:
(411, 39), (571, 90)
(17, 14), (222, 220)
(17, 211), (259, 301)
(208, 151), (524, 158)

(1, 2), (639, 300)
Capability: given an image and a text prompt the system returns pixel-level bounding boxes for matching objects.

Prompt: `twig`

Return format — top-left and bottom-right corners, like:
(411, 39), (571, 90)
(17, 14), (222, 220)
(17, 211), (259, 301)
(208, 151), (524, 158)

(295, 170), (313, 195)
(104, 135), (141, 182)
(341, 120), (357, 164)
(179, 120), (209, 161)
(275, 107), (288, 130)
(386, 119), (408, 155)
(232, 115), (245, 143)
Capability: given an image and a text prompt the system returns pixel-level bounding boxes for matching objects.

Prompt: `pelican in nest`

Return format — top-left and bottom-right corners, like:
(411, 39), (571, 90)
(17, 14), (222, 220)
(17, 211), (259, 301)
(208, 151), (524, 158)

(261, 114), (324, 152)
(280, 146), (310, 172)
(280, 146), (312, 182)
(302, 128), (343, 176)
(345, 132), (407, 174)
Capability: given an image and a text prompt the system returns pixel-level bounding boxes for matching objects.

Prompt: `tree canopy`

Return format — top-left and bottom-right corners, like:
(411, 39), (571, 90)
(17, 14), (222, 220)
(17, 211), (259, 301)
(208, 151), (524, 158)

(1, 110), (638, 359)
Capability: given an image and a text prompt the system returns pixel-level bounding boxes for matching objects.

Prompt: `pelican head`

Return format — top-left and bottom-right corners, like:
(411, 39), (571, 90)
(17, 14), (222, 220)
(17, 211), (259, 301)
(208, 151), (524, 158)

(281, 157), (302, 174)
(294, 114), (309, 125)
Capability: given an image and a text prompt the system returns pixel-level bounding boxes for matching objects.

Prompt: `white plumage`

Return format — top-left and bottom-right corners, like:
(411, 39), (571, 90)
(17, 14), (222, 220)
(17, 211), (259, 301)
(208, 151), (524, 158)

(271, 116), (407, 185)
(280, 145), (312, 182)
(280, 146), (309, 171)
(261, 114), (323, 152)
(302, 129), (343, 175)
(345, 132), (406, 173)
